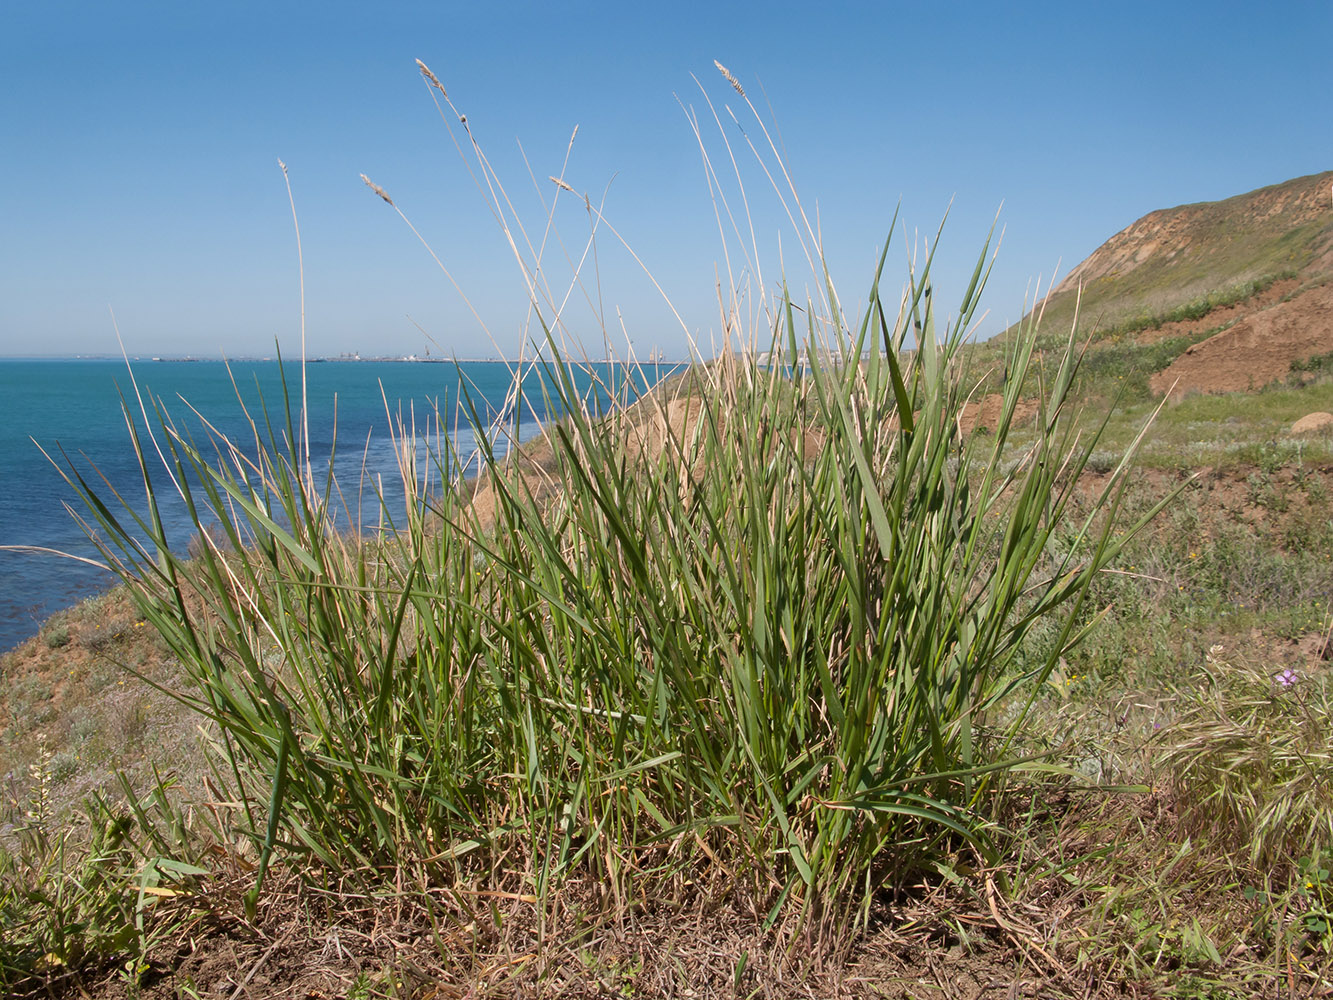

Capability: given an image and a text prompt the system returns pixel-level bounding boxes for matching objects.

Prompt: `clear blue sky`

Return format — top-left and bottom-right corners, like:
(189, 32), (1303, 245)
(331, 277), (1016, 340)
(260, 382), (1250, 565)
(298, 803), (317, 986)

(2, 1), (1327, 360)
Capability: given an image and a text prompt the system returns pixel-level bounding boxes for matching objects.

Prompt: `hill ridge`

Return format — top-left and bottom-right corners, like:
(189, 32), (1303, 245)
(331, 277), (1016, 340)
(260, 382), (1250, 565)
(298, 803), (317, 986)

(1056, 170), (1333, 307)
(1000, 169), (1333, 400)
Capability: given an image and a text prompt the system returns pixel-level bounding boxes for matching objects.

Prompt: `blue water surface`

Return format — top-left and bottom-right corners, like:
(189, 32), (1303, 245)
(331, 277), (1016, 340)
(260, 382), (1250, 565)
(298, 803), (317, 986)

(0, 358), (675, 651)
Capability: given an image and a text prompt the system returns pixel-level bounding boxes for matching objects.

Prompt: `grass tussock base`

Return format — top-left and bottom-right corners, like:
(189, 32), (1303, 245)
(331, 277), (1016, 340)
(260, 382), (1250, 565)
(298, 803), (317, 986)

(14, 855), (1107, 999)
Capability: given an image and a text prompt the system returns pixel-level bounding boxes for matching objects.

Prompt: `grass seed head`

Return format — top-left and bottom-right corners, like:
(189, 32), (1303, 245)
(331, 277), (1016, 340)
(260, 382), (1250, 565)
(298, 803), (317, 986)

(714, 60), (745, 97)
(360, 174), (395, 207)
(416, 58), (446, 97)
(549, 176), (575, 193)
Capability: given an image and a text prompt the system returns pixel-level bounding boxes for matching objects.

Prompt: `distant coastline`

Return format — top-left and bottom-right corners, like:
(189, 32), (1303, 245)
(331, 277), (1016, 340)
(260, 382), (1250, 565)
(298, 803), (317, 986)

(0, 354), (682, 365)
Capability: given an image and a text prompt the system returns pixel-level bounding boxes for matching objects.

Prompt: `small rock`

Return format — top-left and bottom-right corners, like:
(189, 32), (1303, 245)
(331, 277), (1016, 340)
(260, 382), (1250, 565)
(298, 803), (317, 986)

(1289, 412), (1333, 435)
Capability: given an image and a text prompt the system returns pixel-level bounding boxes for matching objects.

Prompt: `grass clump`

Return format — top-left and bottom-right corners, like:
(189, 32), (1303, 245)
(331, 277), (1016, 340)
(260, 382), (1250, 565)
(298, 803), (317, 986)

(0, 744), (203, 992)
(42, 625), (70, 650)
(1160, 643), (1333, 869)
(56, 259), (1168, 946)
(1289, 348), (1333, 387)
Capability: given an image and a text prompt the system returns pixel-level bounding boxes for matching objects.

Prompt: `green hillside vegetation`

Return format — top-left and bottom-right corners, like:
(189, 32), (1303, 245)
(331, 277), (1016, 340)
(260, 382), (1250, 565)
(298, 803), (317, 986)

(959, 174), (1333, 413)
(956, 171), (1333, 412)
(1021, 171), (1333, 343)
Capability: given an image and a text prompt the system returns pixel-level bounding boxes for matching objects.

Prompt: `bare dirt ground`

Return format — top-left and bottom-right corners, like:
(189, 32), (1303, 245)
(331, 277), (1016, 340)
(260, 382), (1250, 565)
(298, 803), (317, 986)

(1131, 277), (1304, 345)
(0, 590), (203, 825)
(1150, 280), (1333, 399)
(960, 394), (1040, 435)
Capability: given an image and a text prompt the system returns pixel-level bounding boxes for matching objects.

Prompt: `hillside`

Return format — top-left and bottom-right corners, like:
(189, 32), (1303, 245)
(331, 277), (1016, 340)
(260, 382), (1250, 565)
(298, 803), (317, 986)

(1013, 170), (1333, 399)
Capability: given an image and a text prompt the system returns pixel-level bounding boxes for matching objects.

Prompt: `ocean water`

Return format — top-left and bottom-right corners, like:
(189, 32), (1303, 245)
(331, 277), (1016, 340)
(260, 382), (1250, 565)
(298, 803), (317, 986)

(0, 358), (674, 652)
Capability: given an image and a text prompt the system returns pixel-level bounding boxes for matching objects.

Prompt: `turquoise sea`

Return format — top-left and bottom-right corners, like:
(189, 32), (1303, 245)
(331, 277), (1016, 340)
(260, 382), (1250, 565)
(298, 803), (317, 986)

(0, 358), (674, 652)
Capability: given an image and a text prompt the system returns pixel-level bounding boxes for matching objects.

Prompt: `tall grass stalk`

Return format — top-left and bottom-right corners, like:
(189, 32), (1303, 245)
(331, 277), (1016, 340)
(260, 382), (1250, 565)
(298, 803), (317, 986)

(56, 63), (1173, 938)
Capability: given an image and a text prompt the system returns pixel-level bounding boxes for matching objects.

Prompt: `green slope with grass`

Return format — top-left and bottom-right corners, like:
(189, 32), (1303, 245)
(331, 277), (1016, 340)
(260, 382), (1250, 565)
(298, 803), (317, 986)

(1020, 170), (1333, 342)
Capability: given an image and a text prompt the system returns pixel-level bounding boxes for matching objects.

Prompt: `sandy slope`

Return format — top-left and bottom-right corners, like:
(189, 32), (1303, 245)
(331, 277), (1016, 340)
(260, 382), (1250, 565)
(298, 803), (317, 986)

(1150, 280), (1333, 398)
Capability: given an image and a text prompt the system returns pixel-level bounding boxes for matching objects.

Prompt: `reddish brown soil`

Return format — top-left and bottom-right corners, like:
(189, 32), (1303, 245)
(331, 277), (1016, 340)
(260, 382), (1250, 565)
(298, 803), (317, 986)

(1132, 276), (1303, 345)
(1150, 281), (1333, 399)
(959, 393), (1040, 434)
